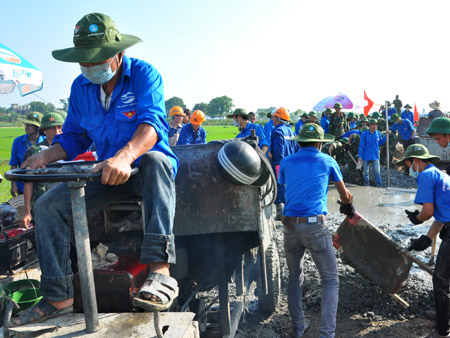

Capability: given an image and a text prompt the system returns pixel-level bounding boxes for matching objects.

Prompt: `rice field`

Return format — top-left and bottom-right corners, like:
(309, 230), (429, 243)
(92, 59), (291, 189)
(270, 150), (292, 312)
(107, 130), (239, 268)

(0, 125), (240, 202)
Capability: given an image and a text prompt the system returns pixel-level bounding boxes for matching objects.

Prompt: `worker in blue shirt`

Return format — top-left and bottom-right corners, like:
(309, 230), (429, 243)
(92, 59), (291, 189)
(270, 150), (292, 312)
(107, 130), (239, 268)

(320, 108), (331, 133)
(168, 106), (186, 146)
(279, 123), (354, 338)
(271, 107), (298, 220)
(401, 104), (415, 125)
(264, 110), (275, 153)
(390, 113), (416, 174)
(397, 144), (450, 338)
(226, 108), (269, 154)
(17, 13), (179, 325)
(358, 119), (386, 187)
(295, 112), (309, 135)
(9, 112), (45, 197)
(177, 110), (207, 145)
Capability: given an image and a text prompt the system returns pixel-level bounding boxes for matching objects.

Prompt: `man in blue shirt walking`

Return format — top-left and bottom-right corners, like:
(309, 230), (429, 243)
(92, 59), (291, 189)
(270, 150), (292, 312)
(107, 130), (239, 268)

(279, 123), (354, 338)
(17, 13), (179, 325)
(397, 144), (450, 338)
(271, 107), (298, 220)
(295, 112), (309, 135)
(226, 108), (269, 154)
(177, 110), (207, 145)
(320, 108), (331, 133)
(358, 119), (386, 187)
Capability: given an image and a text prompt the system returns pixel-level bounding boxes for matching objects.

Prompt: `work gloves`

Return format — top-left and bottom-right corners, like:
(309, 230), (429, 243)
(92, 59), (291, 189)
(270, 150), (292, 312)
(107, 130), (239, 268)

(408, 235), (432, 251)
(405, 209), (422, 225)
(339, 202), (355, 218)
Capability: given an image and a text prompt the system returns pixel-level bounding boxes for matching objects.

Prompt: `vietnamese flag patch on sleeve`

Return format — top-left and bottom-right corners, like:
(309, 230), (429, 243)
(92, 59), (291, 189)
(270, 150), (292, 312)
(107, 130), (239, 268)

(122, 111), (136, 119)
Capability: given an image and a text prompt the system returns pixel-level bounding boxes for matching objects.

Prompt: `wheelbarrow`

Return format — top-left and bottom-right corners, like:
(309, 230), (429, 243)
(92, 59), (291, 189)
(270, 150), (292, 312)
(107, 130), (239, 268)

(332, 211), (433, 308)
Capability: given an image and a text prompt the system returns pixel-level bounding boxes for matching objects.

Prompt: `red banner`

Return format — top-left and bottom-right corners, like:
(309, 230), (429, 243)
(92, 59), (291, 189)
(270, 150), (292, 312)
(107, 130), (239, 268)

(414, 103), (419, 124)
(364, 90), (374, 116)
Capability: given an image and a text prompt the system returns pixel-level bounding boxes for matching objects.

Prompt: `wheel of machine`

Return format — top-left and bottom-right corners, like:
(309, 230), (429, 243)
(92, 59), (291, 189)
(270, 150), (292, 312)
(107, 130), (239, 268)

(257, 242), (281, 313)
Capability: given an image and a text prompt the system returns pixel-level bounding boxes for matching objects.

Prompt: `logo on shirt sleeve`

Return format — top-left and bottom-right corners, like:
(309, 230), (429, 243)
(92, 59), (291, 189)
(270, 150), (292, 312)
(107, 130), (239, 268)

(122, 111), (136, 119)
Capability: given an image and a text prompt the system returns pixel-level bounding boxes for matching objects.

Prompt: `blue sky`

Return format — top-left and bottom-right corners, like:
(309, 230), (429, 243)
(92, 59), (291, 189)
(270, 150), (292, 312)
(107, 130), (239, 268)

(1, 0), (449, 114)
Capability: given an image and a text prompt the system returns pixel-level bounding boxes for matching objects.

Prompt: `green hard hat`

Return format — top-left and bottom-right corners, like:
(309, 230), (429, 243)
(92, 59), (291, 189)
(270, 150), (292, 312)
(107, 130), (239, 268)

(290, 123), (335, 143)
(18, 111), (42, 127)
(324, 108), (332, 113)
(308, 111), (317, 118)
(347, 112), (355, 118)
(226, 108), (250, 119)
(396, 144), (440, 166)
(334, 103), (343, 109)
(359, 113), (365, 118)
(362, 117), (369, 122)
(40, 112), (65, 130)
(368, 118), (378, 125)
(426, 117), (450, 135)
(371, 111), (380, 119)
(301, 112), (309, 118)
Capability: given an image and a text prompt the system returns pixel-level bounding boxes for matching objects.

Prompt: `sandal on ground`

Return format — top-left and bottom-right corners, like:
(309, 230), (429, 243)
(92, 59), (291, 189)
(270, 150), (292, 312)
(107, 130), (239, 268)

(11, 299), (73, 327)
(132, 272), (179, 311)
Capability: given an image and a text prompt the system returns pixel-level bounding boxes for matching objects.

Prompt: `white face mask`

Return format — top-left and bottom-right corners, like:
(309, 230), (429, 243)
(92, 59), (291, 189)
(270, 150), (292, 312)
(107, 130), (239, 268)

(233, 119), (240, 127)
(405, 108), (410, 112)
(409, 160), (420, 178)
(80, 57), (117, 84)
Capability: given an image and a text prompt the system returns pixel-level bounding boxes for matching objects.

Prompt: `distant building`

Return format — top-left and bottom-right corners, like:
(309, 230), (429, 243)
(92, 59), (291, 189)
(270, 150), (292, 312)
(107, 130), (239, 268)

(10, 104), (31, 115)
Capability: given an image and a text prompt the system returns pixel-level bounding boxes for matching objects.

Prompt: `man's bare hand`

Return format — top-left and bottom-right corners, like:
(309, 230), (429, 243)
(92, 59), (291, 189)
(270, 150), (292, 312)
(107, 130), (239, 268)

(92, 157), (132, 185)
(21, 152), (48, 169)
(10, 182), (18, 197)
(20, 213), (32, 229)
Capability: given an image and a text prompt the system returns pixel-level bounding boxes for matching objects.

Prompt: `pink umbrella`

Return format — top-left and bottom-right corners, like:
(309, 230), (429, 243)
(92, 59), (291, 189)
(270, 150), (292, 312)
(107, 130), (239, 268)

(313, 93), (353, 111)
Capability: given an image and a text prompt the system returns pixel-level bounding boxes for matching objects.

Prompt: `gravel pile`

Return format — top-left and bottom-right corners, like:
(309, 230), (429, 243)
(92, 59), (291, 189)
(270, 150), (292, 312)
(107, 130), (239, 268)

(341, 165), (417, 189)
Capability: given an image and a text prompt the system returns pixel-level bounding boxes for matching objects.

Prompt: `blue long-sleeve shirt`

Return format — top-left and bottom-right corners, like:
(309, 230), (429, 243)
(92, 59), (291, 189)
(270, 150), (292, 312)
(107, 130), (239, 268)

(271, 123), (298, 166)
(390, 119), (415, 140)
(54, 55), (178, 176)
(295, 119), (305, 135)
(177, 123), (206, 145)
(358, 130), (386, 161)
(401, 111), (414, 126)
(320, 116), (330, 133)
(236, 122), (269, 150)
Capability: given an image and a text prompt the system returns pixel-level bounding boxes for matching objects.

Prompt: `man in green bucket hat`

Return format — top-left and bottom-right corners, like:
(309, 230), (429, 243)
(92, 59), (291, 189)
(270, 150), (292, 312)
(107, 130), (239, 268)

(279, 123), (354, 338)
(20, 112), (65, 230)
(427, 117), (450, 174)
(17, 13), (179, 325)
(9, 112), (45, 197)
(397, 144), (450, 338)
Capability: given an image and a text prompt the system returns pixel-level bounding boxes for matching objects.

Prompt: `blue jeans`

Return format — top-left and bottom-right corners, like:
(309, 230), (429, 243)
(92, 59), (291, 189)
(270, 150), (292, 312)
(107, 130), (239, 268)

(34, 152), (176, 301)
(362, 160), (382, 187)
(284, 221), (339, 338)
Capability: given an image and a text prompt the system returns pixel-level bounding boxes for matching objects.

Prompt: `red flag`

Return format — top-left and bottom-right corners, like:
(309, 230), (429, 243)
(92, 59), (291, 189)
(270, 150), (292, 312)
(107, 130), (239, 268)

(414, 103), (419, 124)
(364, 90), (374, 116)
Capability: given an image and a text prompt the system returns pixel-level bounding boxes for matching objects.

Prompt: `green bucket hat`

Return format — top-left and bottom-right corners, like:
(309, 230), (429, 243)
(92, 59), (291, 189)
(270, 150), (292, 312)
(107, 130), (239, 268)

(290, 123), (335, 143)
(341, 137), (349, 144)
(395, 144), (440, 166)
(390, 113), (400, 123)
(334, 103), (343, 109)
(324, 108), (332, 113)
(52, 13), (142, 63)
(347, 112), (355, 119)
(371, 111), (380, 119)
(226, 108), (250, 119)
(18, 112), (42, 127)
(426, 117), (450, 135)
(359, 113), (365, 118)
(308, 111), (317, 118)
(368, 118), (378, 125)
(40, 112), (65, 130)
(301, 112), (309, 118)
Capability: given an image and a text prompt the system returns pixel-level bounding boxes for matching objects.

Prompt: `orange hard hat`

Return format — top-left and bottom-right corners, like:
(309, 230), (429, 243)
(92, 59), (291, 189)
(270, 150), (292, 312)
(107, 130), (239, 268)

(273, 107), (290, 121)
(169, 106), (186, 117)
(190, 110), (206, 125)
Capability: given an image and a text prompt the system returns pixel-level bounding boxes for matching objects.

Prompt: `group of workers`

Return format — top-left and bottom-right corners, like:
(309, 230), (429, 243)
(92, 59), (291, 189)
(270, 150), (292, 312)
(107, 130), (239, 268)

(4, 11), (450, 338)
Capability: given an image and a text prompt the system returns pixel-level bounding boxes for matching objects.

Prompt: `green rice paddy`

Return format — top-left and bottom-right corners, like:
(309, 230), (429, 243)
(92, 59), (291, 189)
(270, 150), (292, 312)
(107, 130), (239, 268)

(0, 125), (240, 202)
